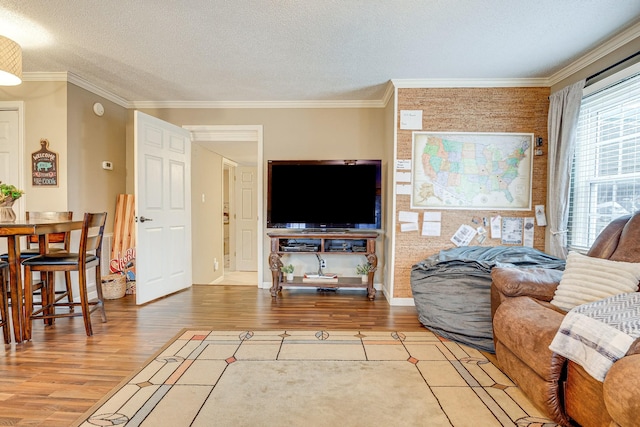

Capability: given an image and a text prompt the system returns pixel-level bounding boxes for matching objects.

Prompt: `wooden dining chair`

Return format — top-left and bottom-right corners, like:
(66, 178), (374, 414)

(0, 261), (10, 344)
(23, 212), (108, 339)
(0, 211), (75, 308)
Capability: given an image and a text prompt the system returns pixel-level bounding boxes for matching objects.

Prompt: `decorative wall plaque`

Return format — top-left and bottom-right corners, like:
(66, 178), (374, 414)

(32, 139), (58, 186)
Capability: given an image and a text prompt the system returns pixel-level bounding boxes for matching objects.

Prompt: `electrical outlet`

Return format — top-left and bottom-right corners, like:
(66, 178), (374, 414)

(320, 259), (326, 268)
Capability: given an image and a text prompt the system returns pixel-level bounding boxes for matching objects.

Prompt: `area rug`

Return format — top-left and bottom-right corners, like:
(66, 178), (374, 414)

(74, 329), (557, 427)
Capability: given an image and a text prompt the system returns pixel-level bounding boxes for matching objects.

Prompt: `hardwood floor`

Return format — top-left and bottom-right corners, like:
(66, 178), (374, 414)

(0, 285), (423, 426)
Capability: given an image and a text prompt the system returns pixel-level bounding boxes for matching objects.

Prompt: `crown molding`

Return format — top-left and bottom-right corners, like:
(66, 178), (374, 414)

(22, 73), (550, 108)
(19, 73), (550, 109)
(547, 21), (640, 87)
(391, 78), (549, 88)
(22, 71), (131, 108)
(22, 71), (68, 82)
(129, 99), (386, 109)
(183, 125), (262, 142)
(381, 81), (395, 107)
(23, 72), (389, 108)
(66, 72), (130, 108)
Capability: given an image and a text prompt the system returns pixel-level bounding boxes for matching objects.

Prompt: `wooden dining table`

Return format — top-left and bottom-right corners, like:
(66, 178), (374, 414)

(0, 218), (84, 343)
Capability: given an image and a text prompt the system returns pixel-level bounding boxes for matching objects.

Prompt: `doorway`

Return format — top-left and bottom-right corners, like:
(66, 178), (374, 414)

(184, 125), (263, 287)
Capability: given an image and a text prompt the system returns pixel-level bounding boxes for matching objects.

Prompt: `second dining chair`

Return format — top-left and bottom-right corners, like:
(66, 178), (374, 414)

(0, 211), (75, 309)
(23, 212), (108, 339)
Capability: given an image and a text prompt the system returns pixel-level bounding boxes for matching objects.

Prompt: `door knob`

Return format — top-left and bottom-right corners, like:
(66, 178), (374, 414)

(139, 216), (153, 223)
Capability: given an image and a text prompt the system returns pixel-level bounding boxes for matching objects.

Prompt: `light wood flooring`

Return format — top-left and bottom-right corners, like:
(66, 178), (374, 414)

(0, 285), (423, 426)
(213, 270), (259, 286)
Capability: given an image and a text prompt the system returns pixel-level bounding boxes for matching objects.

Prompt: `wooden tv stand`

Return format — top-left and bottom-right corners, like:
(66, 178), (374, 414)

(267, 230), (378, 300)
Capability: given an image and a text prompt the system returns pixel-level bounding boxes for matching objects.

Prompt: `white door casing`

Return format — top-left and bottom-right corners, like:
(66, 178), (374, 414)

(0, 104), (24, 221)
(134, 111), (192, 304)
(235, 166), (258, 271)
(0, 110), (20, 190)
(223, 158), (237, 272)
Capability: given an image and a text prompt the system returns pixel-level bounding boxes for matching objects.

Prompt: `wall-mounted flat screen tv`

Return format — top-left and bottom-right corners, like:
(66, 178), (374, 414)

(267, 160), (382, 230)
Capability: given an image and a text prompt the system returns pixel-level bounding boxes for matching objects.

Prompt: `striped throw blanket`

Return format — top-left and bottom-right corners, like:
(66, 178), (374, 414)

(549, 292), (640, 382)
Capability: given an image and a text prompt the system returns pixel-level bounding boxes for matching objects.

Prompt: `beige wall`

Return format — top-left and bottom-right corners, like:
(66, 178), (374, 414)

(136, 107), (387, 160)
(125, 109), (135, 194)
(67, 84), (127, 233)
(191, 143), (224, 283)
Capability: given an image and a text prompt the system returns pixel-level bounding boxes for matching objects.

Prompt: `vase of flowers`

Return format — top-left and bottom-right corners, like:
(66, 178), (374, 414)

(0, 182), (24, 223)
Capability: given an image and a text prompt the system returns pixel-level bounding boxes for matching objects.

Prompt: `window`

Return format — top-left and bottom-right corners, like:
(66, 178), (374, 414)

(568, 68), (640, 251)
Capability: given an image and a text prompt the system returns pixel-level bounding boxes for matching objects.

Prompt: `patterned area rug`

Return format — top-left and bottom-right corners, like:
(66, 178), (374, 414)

(74, 330), (557, 427)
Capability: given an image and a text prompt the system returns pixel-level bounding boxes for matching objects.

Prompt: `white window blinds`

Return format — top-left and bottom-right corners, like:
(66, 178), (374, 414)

(568, 71), (640, 251)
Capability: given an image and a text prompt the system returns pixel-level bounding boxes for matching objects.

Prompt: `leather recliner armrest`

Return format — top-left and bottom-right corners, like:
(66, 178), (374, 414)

(603, 353), (640, 427)
(491, 267), (563, 302)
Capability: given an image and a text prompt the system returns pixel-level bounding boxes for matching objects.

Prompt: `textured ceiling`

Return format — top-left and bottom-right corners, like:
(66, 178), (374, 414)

(1, 1), (640, 105)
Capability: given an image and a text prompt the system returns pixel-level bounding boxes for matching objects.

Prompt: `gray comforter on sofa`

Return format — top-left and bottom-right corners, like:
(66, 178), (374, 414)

(410, 246), (565, 353)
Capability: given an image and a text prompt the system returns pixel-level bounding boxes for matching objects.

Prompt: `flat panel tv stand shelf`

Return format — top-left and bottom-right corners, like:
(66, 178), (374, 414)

(267, 230), (378, 300)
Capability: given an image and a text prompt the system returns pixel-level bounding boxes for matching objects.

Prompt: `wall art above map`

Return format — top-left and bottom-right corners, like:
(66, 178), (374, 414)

(411, 132), (533, 210)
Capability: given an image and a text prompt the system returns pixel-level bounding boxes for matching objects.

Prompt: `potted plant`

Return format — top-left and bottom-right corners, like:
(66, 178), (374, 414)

(356, 263), (372, 283)
(281, 264), (295, 282)
(0, 181), (24, 222)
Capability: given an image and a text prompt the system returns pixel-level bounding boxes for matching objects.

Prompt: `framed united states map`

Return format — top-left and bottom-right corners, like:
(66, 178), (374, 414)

(411, 132), (533, 210)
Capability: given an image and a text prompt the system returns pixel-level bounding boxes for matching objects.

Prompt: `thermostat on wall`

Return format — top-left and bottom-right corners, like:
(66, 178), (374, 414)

(102, 161), (113, 170)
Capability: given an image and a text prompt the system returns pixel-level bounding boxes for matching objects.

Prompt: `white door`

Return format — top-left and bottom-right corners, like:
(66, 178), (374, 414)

(235, 166), (258, 271)
(134, 111), (192, 304)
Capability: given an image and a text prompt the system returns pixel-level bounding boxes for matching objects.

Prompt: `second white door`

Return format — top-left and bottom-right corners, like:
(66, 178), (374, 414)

(235, 166), (258, 271)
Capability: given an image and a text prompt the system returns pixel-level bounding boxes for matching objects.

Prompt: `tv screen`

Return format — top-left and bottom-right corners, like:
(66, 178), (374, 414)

(267, 160), (382, 230)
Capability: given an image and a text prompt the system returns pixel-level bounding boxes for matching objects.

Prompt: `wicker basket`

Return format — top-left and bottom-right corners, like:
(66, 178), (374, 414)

(102, 273), (127, 299)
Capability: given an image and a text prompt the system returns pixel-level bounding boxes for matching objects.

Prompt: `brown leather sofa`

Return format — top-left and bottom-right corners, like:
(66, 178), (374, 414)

(491, 212), (640, 427)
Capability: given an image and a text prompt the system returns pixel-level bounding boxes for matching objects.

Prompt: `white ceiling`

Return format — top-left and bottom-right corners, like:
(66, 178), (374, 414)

(2, 1), (640, 165)
(2, 0), (640, 107)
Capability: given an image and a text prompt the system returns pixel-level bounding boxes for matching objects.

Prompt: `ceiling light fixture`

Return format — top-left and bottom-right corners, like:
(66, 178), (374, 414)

(0, 35), (22, 85)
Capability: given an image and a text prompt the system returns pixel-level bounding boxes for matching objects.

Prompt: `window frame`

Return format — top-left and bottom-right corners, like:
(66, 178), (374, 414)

(567, 62), (640, 252)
